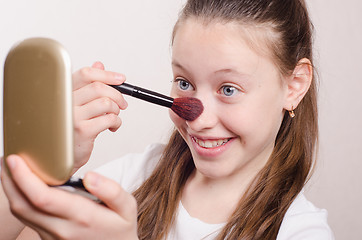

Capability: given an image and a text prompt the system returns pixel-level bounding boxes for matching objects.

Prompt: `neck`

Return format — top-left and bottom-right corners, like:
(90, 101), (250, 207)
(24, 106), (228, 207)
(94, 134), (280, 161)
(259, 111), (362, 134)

(181, 168), (258, 224)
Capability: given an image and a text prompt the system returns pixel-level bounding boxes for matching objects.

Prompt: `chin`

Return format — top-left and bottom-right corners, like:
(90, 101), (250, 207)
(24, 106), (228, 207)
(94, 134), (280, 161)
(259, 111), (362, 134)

(191, 156), (234, 179)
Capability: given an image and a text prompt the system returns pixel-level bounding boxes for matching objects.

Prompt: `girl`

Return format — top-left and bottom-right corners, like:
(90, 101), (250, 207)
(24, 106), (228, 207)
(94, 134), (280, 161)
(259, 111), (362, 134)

(1, 0), (334, 239)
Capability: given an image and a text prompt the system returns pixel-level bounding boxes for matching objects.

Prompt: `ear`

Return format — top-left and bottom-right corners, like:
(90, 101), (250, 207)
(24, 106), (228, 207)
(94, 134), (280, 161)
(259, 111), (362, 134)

(284, 58), (313, 111)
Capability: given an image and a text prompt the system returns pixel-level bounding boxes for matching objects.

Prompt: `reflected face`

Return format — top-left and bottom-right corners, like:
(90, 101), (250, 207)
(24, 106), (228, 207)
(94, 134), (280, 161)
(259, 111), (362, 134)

(170, 19), (288, 180)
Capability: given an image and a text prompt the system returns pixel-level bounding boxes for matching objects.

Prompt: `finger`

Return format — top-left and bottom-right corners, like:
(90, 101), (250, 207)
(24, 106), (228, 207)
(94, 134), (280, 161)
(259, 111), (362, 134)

(73, 81), (128, 110)
(75, 97), (121, 121)
(2, 157), (65, 236)
(75, 113), (123, 139)
(36, 230), (57, 240)
(0, 165), (26, 238)
(1, 157), (28, 211)
(92, 61), (105, 70)
(4, 156), (131, 239)
(3, 155), (65, 217)
(83, 172), (138, 222)
(5, 155), (100, 219)
(1, 158), (31, 223)
(18, 218), (60, 240)
(73, 66), (126, 90)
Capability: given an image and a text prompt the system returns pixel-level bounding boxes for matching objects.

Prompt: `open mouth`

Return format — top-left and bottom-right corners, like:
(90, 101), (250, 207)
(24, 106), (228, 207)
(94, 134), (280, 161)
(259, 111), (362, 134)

(192, 136), (231, 149)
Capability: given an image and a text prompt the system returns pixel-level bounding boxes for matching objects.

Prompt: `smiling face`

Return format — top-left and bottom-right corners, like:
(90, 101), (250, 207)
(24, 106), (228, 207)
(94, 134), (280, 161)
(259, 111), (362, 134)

(170, 19), (289, 181)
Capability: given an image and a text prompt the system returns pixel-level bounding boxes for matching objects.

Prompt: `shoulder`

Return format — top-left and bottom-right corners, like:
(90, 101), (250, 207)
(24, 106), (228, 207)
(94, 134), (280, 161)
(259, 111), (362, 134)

(277, 191), (334, 240)
(94, 143), (165, 192)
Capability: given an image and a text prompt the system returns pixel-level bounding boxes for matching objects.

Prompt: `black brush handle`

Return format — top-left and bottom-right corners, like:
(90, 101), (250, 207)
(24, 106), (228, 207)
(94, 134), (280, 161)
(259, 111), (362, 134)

(110, 83), (174, 108)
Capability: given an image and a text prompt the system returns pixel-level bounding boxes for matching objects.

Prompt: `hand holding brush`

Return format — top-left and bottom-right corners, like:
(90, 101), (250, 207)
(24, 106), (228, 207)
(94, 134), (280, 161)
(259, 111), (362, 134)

(62, 81), (204, 196)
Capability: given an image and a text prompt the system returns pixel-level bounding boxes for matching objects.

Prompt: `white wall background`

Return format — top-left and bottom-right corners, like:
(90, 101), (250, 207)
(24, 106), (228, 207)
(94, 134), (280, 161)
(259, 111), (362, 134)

(1, 1), (361, 239)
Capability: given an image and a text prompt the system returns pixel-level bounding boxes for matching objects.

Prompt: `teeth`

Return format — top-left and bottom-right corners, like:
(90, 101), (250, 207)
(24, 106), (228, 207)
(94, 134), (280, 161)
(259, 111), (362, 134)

(194, 137), (229, 148)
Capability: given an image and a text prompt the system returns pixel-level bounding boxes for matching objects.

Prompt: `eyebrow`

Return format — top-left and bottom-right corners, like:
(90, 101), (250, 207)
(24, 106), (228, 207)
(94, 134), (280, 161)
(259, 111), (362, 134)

(214, 68), (250, 78)
(172, 60), (251, 83)
(172, 61), (186, 71)
(172, 61), (195, 79)
(173, 61), (246, 74)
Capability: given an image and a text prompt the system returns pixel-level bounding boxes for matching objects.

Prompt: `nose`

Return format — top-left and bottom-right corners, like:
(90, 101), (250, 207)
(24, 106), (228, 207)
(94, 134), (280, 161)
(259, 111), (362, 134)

(186, 98), (218, 132)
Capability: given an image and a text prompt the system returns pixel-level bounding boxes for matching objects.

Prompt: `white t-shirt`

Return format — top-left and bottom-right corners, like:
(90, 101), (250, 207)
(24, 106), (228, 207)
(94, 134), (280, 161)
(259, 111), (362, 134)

(95, 144), (334, 240)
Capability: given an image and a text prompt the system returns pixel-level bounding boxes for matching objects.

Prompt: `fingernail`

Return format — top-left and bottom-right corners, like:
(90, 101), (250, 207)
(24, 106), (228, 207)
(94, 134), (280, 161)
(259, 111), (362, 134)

(114, 73), (125, 82)
(85, 172), (100, 189)
(121, 100), (128, 109)
(6, 156), (17, 170)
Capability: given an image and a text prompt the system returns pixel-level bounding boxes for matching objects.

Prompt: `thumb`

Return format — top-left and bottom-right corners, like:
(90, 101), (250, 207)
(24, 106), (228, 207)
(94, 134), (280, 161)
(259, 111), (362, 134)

(83, 172), (137, 222)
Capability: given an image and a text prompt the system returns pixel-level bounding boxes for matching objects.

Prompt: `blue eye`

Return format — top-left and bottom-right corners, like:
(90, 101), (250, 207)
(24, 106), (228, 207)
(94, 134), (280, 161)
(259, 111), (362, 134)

(177, 78), (191, 90)
(221, 86), (237, 96)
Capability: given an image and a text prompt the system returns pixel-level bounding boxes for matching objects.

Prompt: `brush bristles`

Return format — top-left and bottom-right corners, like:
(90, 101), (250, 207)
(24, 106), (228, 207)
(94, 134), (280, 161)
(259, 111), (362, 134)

(171, 97), (204, 121)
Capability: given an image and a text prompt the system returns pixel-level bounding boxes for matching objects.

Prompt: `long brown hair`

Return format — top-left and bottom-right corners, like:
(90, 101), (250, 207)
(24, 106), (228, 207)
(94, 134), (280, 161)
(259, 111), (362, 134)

(133, 0), (318, 239)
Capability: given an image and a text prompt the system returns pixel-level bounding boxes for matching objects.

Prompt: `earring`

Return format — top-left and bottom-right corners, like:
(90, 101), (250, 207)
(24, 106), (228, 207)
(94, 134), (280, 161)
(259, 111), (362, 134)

(289, 106), (295, 118)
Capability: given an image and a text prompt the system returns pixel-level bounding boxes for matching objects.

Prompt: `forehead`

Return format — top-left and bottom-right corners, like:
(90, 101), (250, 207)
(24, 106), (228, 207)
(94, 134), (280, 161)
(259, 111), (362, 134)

(171, 18), (280, 77)
(172, 18), (277, 63)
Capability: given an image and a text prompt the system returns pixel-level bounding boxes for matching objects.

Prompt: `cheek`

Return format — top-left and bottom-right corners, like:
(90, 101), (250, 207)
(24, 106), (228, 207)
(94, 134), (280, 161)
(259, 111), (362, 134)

(170, 86), (182, 98)
(169, 110), (189, 141)
(221, 108), (256, 137)
(220, 103), (281, 140)
(169, 109), (184, 128)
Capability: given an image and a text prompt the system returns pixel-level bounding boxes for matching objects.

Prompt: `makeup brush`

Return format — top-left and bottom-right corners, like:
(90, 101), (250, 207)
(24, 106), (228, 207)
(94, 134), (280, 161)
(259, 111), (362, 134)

(110, 83), (203, 121)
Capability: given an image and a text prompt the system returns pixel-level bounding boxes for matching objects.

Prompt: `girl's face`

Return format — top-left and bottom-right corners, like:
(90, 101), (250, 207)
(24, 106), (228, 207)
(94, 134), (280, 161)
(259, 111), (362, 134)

(170, 19), (289, 180)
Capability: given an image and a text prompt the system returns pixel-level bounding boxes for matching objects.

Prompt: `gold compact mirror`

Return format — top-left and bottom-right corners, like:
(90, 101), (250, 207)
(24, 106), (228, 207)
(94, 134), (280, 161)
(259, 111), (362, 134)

(3, 37), (74, 185)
